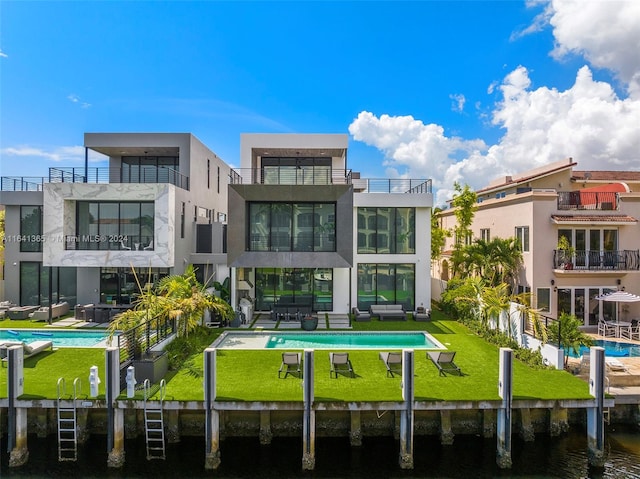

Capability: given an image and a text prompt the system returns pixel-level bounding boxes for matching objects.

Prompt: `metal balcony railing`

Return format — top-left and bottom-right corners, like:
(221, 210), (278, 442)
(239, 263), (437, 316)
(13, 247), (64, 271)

(0, 177), (46, 191)
(553, 249), (640, 271)
(557, 191), (619, 210)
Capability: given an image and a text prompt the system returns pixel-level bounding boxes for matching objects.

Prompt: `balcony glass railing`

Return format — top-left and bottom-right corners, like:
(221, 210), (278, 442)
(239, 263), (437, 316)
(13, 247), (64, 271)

(553, 249), (640, 271)
(229, 168), (432, 193)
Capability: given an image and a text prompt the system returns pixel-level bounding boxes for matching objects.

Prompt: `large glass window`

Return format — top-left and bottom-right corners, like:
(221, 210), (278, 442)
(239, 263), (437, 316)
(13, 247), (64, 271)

(20, 205), (43, 252)
(357, 207), (415, 254)
(254, 267), (332, 312)
(248, 202), (336, 252)
(100, 267), (169, 304)
(75, 201), (154, 250)
(357, 263), (415, 311)
(536, 288), (550, 313)
(121, 156), (179, 184)
(261, 157), (331, 185)
(515, 226), (530, 252)
(557, 286), (617, 325)
(20, 262), (77, 307)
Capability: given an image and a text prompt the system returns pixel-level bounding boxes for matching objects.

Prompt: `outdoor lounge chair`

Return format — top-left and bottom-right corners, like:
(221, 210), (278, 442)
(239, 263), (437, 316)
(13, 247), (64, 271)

(605, 357), (628, 372)
(427, 351), (461, 376)
(278, 352), (302, 378)
(1, 340), (53, 365)
(329, 352), (354, 378)
(379, 351), (402, 377)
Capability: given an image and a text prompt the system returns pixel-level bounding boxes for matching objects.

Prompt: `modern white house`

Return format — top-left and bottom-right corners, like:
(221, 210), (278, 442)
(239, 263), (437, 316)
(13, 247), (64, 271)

(0, 133), (231, 309)
(226, 133), (433, 319)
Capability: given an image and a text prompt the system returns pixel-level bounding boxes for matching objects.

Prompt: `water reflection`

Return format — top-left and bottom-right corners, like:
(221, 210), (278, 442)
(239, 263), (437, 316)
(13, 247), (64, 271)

(1, 425), (639, 478)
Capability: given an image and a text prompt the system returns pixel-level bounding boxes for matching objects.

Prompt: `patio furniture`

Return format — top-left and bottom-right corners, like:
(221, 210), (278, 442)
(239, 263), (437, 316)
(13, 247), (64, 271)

(6, 306), (39, 320)
(597, 320), (616, 338)
(621, 320), (640, 340)
(1, 340), (53, 365)
(414, 306), (431, 321)
(427, 351), (462, 376)
(369, 304), (407, 321)
(352, 307), (370, 322)
(605, 357), (628, 372)
(30, 302), (70, 321)
(329, 352), (354, 378)
(379, 351), (402, 377)
(278, 352), (302, 379)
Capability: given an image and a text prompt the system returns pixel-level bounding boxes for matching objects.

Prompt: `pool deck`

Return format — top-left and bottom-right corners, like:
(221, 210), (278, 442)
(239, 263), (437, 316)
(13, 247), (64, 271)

(251, 313), (351, 330)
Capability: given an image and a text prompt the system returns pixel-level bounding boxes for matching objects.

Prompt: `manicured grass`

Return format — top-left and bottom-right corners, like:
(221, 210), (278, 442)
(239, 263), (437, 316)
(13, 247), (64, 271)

(0, 348), (106, 399)
(0, 315), (77, 329)
(1, 310), (592, 402)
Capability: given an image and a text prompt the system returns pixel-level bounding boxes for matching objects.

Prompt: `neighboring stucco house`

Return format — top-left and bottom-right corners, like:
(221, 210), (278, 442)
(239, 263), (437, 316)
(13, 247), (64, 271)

(436, 158), (640, 328)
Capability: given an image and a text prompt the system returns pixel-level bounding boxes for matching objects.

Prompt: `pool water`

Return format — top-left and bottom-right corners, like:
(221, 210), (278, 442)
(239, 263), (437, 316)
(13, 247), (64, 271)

(0, 329), (113, 347)
(213, 331), (445, 350)
(570, 339), (640, 358)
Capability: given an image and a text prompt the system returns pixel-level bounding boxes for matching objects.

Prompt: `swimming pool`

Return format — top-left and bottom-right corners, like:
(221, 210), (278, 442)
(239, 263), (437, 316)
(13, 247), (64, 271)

(212, 331), (445, 350)
(0, 329), (115, 348)
(570, 339), (640, 358)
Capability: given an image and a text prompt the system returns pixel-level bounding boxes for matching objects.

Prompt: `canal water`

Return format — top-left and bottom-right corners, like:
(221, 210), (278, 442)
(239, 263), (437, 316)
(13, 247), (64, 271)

(2, 425), (640, 478)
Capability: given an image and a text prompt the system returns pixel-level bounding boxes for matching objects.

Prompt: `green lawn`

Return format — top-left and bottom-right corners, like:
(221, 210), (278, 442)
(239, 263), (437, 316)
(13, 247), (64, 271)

(1, 312), (592, 402)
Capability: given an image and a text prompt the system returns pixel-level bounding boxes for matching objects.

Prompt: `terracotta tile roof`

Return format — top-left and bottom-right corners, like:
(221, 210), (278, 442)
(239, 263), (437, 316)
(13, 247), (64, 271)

(573, 171), (640, 181)
(551, 214), (637, 223)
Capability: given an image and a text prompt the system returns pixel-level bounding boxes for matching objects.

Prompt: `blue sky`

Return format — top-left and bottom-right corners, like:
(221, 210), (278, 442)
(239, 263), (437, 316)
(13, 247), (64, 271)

(1, 1), (639, 205)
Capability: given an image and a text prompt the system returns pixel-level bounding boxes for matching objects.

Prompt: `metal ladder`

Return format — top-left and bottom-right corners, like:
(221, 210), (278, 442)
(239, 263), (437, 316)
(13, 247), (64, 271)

(57, 377), (80, 461)
(144, 378), (166, 460)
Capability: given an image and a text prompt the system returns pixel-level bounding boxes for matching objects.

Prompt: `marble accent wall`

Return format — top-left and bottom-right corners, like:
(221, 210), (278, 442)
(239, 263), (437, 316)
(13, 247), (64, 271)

(43, 183), (175, 268)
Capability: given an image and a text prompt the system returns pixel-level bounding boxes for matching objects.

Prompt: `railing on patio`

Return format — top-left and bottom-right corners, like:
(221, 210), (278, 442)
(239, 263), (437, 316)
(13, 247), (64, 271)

(116, 314), (176, 364)
(557, 191), (619, 210)
(49, 167), (190, 190)
(229, 167), (432, 193)
(553, 250), (640, 271)
(1, 176), (46, 191)
(524, 313), (561, 349)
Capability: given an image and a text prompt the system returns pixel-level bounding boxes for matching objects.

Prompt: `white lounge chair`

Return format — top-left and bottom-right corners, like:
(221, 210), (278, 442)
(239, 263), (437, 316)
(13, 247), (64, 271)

(605, 357), (628, 372)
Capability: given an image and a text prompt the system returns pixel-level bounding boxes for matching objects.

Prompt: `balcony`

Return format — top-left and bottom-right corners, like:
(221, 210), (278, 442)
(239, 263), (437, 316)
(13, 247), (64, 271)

(553, 250), (640, 271)
(229, 168), (432, 193)
(0, 166), (190, 191)
(557, 191), (619, 210)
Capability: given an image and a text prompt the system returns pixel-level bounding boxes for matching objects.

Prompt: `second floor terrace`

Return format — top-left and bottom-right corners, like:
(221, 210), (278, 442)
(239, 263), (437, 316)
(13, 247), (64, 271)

(553, 249), (640, 272)
(229, 168), (432, 194)
(1, 166), (190, 192)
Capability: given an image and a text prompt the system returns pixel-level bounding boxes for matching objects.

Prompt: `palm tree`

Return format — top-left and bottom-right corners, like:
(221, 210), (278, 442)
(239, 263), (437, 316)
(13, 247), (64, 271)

(547, 312), (594, 368)
(110, 265), (234, 340)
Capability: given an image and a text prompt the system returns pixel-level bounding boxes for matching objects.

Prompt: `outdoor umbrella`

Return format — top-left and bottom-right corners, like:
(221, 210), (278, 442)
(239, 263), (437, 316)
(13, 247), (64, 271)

(595, 290), (640, 321)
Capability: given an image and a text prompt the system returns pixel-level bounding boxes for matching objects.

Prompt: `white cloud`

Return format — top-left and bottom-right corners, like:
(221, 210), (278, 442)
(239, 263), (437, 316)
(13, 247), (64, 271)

(2, 145), (106, 163)
(0, 49), (7, 58)
(449, 94), (466, 113)
(349, 0), (640, 206)
(349, 65), (640, 206)
(67, 94), (91, 108)
(547, 0), (640, 97)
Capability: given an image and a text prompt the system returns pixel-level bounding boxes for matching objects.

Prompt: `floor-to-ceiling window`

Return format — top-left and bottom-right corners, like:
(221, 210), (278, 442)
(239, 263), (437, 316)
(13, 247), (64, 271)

(20, 205), (43, 252)
(357, 207), (415, 254)
(20, 262), (77, 306)
(99, 267), (169, 304)
(557, 286), (617, 325)
(248, 203), (336, 252)
(357, 263), (415, 311)
(75, 201), (154, 250)
(254, 267), (333, 312)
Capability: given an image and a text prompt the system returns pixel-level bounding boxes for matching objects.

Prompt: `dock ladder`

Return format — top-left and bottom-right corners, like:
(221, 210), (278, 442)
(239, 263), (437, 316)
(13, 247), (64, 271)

(57, 377), (81, 461)
(144, 378), (167, 460)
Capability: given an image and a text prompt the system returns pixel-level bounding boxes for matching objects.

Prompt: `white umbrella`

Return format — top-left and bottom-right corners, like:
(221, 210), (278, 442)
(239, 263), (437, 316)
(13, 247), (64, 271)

(595, 290), (640, 322)
(595, 291), (640, 302)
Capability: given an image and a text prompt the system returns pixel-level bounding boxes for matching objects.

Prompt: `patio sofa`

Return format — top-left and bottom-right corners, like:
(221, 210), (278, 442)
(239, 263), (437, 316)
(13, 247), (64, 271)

(352, 307), (371, 322)
(30, 302), (70, 321)
(369, 304), (407, 321)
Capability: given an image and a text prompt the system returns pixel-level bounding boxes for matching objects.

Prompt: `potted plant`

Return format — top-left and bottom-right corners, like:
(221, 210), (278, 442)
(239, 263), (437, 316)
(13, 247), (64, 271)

(557, 235), (576, 270)
(300, 313), (318, 331)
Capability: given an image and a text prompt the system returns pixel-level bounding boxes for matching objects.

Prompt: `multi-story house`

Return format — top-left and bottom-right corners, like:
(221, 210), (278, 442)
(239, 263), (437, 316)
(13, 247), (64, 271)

(227, 133), (433, 318)
(0, 133), (231, 309)
(436, 158), (640, 328)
